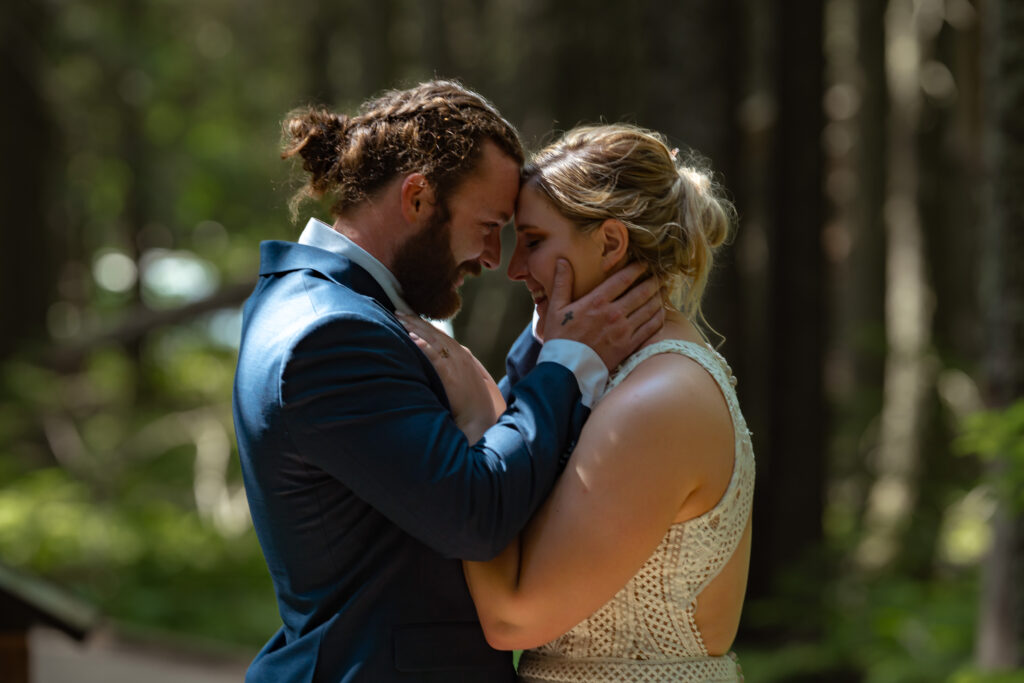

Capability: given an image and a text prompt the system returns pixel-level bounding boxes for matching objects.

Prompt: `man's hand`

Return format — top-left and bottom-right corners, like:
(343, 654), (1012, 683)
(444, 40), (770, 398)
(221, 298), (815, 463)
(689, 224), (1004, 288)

(543, 260), (665, 370)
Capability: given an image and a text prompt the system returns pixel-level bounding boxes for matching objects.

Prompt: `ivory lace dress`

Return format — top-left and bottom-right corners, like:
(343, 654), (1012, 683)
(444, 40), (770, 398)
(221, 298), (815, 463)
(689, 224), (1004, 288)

(517, 340), (754, 683)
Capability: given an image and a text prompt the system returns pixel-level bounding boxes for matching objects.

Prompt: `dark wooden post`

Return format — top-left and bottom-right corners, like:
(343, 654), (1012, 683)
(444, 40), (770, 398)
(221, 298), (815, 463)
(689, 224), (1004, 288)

(0, 631), (29, 683)
(0, 563), (97, 683)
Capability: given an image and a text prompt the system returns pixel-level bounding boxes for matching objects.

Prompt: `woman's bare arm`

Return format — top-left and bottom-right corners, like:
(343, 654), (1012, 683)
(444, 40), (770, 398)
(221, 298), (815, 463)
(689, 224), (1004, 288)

(463, 354), (734, 650)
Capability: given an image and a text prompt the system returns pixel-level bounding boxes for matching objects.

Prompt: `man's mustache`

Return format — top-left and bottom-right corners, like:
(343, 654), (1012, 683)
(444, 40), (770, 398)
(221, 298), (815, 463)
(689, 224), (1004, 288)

(459, 261), (482, 278)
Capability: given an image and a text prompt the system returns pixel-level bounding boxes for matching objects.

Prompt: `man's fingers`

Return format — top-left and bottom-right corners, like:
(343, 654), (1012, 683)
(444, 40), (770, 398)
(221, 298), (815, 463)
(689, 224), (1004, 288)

(626, 291), (664, 323)
(614, 275), (662, 315)
(579, 261), (646, 306)
(548, 259), (574, 310)
(627, 295), (666, 339)
(631, 306), (666, 346)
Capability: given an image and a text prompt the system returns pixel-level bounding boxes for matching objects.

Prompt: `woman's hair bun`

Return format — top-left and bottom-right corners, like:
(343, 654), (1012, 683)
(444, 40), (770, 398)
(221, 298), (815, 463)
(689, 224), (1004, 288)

(524, 123), (735, 320)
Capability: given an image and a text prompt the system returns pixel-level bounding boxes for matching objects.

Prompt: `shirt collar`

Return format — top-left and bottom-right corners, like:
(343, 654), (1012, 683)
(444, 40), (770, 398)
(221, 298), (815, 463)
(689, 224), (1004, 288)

(297, 217), (414, 316)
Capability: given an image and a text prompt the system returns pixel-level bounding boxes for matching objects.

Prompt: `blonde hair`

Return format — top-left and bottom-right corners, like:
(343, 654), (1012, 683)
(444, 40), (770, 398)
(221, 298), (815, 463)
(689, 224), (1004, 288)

(523, 124), (735, 324)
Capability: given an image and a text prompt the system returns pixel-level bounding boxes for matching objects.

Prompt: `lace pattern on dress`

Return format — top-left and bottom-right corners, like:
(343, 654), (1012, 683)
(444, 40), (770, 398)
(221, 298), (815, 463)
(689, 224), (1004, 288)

(520, 340), (754, 683)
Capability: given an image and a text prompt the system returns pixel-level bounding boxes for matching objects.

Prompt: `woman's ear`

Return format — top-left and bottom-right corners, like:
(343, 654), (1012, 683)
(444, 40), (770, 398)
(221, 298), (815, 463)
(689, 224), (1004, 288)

(401, 173), (436, 224)
(598, 219), (630, 271)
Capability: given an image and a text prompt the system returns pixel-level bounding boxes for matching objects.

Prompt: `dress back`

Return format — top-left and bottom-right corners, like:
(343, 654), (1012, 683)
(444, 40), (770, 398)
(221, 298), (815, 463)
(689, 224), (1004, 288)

(517, 340), (754, 683)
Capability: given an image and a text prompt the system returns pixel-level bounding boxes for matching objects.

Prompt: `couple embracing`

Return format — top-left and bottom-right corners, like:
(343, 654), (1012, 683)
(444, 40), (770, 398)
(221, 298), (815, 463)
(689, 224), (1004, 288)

(233, 80), (753, 683)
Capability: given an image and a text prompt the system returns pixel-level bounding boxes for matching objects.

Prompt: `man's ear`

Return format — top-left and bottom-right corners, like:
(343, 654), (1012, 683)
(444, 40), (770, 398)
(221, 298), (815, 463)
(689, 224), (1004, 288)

(598, 218), (630, 271)
(401, 173), (436, 224)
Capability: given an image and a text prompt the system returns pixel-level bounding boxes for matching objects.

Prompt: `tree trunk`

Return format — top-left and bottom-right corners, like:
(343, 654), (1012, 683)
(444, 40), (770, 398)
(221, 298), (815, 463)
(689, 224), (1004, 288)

(845, 0), (889, 511)
(305, 0), (340, 103)
(855, 0), (935, 571)
(752, 0), (827, 625)
(0, 0), (58, 362)
(640, 0), (743, 372)
(898, 6), (985, 578)
(356, 0), (397, 99)
(976, 0), (1024, 669)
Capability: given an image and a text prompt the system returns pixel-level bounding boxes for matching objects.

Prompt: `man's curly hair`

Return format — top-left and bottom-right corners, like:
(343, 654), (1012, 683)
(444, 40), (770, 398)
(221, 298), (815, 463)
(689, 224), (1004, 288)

(281, 80), (523, 219)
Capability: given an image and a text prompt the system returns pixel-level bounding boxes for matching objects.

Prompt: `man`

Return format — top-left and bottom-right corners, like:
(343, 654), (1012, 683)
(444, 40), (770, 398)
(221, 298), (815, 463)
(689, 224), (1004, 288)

(233, 80), (663, 682)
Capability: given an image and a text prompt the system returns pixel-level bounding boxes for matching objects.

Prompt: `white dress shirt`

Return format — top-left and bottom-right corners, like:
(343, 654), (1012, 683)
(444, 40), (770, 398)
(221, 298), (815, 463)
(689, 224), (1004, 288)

(298, 217), (607, 407)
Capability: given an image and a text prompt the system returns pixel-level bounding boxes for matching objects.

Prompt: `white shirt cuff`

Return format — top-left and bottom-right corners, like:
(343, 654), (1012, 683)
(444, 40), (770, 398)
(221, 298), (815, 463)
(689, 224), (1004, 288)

(537, 340), (608, 408)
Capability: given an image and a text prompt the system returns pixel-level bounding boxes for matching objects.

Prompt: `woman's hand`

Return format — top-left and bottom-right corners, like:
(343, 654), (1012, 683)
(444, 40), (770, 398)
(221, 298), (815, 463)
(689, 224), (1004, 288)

(397, 314), (505, 442)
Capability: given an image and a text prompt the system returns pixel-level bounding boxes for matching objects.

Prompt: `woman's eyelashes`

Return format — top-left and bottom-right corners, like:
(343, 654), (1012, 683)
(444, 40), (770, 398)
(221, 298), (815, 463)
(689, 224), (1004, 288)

(520, 233), (543, 249)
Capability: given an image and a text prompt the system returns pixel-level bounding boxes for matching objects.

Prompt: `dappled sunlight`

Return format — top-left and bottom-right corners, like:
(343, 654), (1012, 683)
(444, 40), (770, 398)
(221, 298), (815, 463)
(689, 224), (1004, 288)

(571, 421), (623, 493)
(939, 486), (995, 567)
(188, 413), (250, 538)
(141, 249), (220, 307)
(0, 0), (1016, 677)
(93, 250), (138, 294)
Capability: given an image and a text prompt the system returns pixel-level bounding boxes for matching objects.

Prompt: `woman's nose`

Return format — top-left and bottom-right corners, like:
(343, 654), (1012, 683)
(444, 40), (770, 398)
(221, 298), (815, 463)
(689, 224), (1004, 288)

(507, 242), (527, 281)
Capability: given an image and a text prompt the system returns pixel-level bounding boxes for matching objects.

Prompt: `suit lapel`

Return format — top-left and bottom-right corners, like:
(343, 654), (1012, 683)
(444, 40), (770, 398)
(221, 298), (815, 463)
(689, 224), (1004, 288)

(258, 241), (396, 314)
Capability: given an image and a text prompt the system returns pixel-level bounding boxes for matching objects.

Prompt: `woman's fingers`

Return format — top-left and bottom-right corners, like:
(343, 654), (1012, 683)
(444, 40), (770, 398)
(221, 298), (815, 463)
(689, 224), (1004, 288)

(397, 313), (454, 362)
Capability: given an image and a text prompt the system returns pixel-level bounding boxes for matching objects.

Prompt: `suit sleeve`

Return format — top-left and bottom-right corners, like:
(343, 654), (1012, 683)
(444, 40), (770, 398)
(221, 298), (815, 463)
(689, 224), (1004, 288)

(280, 313), (579, 561)
(498, 323), (543, 401)
(499, 323), (592, 461)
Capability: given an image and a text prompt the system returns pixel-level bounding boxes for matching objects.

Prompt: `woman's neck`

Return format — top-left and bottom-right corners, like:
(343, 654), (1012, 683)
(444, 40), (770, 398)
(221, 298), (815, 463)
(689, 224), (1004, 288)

(641, 308), (706, 349)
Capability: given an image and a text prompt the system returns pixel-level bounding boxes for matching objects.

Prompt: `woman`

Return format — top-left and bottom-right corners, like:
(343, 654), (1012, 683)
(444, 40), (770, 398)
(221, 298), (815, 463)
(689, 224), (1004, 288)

(403, 123), (752, 682)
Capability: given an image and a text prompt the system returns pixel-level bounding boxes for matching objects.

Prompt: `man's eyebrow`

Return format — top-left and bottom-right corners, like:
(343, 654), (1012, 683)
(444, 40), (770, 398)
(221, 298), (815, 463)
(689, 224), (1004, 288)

(485, 212), (512, 225)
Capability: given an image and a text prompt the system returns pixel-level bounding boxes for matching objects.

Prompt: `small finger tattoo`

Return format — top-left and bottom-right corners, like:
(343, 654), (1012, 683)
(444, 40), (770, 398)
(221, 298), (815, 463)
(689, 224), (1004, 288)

(562, 311), (574, 326)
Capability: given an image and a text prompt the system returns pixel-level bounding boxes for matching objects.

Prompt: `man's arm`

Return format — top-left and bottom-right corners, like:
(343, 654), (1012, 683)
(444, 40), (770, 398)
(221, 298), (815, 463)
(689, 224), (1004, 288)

(498, 323), (542, 401)
(280, 312), (580, 561)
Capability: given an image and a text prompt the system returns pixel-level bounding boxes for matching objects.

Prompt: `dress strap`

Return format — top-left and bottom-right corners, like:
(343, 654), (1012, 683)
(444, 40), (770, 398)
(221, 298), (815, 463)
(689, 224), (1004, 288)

(605, 337), (731, 394)
(601, 339), (749, 446)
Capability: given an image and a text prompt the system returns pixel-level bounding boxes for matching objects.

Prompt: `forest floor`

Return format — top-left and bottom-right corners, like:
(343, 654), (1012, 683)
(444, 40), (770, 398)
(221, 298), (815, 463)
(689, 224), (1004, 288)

(30, 626), (252, 683)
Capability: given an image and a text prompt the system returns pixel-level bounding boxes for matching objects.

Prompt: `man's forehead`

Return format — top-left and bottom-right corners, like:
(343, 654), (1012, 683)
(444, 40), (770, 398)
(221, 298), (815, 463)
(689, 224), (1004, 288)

(463, 148), (519, 212)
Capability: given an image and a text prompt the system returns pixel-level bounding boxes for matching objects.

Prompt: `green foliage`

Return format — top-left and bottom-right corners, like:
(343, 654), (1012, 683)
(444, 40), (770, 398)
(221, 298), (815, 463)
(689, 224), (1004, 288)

(955, 400), (1024, 512)
(0, 0), (314, 653)
(950, 671), (1024, 679)
(0, 320), (277, 648)
(0, 467), (277, 647)
(950, 670), (1024, 683)
(740, 571), (982, 683)
(0, 0), (1016, 674)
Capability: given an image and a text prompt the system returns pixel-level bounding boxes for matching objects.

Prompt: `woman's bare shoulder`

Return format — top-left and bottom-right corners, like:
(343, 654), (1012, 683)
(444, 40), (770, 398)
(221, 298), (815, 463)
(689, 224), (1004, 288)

(601, 349), (731, 430)
(585, 349), (735, 511)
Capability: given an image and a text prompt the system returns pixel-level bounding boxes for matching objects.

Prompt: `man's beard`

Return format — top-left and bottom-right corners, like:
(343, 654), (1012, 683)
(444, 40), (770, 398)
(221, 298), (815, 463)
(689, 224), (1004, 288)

(391, 207), (481, 320)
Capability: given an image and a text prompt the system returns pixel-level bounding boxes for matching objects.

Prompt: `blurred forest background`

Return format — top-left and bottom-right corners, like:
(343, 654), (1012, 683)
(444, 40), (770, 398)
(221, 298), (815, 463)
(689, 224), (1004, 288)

(1, 0), (1021, 681)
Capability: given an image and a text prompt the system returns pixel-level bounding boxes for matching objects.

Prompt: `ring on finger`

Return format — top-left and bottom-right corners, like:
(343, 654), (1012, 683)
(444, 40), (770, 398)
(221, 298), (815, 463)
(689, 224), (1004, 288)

(439, 346), (450, 359)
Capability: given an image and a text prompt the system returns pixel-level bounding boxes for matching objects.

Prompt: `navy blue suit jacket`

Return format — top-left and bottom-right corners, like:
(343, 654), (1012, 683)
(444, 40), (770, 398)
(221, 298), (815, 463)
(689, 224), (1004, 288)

(500, 323), (591, 452)
(233, 241), (584, 682)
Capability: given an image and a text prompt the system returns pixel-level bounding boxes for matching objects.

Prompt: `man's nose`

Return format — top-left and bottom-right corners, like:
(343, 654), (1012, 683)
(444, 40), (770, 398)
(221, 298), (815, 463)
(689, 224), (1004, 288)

(480, 227), (502, 270)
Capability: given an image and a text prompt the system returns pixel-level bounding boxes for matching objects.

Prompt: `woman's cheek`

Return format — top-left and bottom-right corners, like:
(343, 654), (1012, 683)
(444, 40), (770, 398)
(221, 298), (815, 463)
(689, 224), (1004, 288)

(528, 252), (555, 293)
